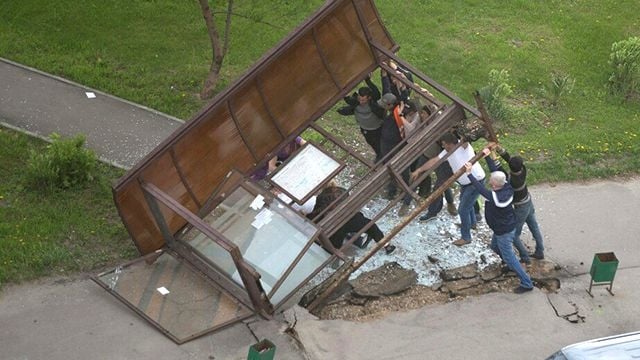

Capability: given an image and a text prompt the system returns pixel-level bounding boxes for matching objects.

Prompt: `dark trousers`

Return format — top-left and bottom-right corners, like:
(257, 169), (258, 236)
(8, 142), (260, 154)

(360, 127), (382, 163)
(427, 161), (455, 216)
(380, 139), (412, 205)
(330, 212), (384, 249)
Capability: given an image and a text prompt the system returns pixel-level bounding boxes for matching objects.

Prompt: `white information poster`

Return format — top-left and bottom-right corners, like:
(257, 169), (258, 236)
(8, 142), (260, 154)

(270, 144), (340, 202)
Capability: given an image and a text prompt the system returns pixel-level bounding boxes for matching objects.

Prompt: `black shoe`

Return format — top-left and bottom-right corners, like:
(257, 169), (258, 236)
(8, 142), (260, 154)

(475, 212), (483, 221)
(398, 203), (411, 217)
(531, 253), (545, 260)
(514, 286), (533, 294)
(419, 213), (437, 222)
(356, 235), (373, 249)
(384, 244), (396, 254)
(520, 257), (531, 265)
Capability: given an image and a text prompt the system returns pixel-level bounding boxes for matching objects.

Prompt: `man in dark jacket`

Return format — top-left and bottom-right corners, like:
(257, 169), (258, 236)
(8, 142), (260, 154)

(464, 150), (534, 294)
(307, 182), (396, 255)
(338, 75), (385, 162)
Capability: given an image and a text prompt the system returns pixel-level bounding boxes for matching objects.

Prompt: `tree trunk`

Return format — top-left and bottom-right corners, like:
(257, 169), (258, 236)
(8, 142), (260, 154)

(198, 0), (232, 99)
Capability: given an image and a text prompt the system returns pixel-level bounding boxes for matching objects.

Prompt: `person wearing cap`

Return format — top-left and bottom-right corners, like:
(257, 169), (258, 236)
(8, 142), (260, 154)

(464, 151), (534, 294)
(497, 146), (545, 260)
(337, 75), (385, 162)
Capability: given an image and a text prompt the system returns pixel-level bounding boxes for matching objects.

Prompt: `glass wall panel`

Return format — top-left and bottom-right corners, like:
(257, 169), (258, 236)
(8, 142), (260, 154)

(183, 186), (330, 304)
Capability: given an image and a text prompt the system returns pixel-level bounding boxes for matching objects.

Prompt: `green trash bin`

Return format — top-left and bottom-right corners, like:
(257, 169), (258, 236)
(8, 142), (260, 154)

(587, 252), (619, 297)
(247, 339), (276, 360)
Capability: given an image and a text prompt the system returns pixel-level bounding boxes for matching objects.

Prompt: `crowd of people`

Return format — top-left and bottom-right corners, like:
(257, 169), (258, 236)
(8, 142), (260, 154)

(260, 63), (546, 294)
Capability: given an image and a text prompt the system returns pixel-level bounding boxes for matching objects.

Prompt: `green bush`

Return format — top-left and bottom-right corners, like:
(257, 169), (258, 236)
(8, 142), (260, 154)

(478, 69), (513, 123)
(607, 36), (640, 100)
(25, 133), (97, 191)
(543, 72), (575, 106)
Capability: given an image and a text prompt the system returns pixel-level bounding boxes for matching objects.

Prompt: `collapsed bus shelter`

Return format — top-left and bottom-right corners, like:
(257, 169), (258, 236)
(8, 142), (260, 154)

(92, 0), (496, 344)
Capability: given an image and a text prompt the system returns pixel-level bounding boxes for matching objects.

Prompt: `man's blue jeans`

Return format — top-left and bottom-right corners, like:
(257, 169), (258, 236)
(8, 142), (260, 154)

(512, 199), (544, 260)
(458, 183), (480, 241)
(491, 229), (533, 289)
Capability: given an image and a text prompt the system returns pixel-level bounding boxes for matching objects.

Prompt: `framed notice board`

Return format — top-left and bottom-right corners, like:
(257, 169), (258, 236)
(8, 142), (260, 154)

(269, 143), (343, 204)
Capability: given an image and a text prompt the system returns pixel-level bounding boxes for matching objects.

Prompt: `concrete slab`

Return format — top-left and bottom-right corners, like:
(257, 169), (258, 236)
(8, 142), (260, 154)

(0, 277), (305, 360)
(520, 179), (640, 275)
(294, 268), (640, 360)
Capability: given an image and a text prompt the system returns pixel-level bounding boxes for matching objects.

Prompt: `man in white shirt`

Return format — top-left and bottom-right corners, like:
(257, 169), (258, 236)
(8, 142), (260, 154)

(411, 132), (485, 246)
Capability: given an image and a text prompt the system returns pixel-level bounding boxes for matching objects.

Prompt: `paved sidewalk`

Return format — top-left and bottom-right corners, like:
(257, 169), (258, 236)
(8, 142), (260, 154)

(1, 59), (639, 360)
(295, 178), (640, 359)
(0, 58), (183, 169)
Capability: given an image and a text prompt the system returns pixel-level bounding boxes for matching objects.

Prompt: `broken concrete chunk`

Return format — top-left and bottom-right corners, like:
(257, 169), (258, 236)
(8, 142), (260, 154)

(479, 263), (503, 281)
(349, 262), (417, 298)
(440, 263), (479, 281)
(442, 277), (484, 293)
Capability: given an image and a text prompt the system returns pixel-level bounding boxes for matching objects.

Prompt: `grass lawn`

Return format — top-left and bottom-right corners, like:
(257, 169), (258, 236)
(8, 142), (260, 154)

(0, 128), (136, 288)
(2, 0), (638, 183)
(1, 1), (639, 286)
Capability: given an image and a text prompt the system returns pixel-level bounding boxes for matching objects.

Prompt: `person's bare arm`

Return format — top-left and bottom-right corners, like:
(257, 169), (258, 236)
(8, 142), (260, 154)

(410, 156), (439, 181)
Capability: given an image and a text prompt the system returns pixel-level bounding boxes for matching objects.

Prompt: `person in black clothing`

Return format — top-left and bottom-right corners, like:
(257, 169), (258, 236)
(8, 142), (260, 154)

(496, 146), (545, 260)
(338, 75), (385, 162)
(307, 182), (396, 254)
(377, 92), (412, 206)
(381, 61), (413, 103)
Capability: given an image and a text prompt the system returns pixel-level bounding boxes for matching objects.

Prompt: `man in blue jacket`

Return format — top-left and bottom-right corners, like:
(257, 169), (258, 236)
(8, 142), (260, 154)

(464, 148), (534, 294)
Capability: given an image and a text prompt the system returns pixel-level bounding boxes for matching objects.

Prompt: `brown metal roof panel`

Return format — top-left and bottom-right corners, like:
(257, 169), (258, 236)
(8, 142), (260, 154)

(230, 83), (284, 159)
(114, 183), (164, 255)
(140, 152), (199, 228)
(172, 108), (256, 204)
(113, 0), (397, 255)
(258, 32), (338, 135)
(314, 2), (375, 88)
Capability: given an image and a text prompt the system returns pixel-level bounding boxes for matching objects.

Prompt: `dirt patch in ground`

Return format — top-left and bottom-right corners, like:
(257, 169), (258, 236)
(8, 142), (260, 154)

(314, 259), (561, 322)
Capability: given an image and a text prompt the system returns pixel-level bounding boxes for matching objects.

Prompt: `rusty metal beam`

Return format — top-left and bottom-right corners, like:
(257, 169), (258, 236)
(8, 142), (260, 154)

(318, 104), (463, 234)
(474, 90), (499, 142)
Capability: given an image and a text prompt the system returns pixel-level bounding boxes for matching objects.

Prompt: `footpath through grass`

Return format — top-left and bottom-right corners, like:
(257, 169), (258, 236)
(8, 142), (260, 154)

(0, 128), (136, 288)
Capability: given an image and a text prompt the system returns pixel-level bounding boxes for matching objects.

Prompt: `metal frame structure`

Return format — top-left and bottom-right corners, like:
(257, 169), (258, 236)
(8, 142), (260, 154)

(98, 0), (498, 343)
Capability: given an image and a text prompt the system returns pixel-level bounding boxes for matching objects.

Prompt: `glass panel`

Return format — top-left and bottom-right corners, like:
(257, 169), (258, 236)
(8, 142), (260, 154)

(95, 251), (251, 344)
(187, 186), (330, 305)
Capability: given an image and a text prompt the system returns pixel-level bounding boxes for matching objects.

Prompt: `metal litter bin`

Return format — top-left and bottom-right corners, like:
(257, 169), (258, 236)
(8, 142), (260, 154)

(247, 339), (276, 360)
(587, 252), (619, 297)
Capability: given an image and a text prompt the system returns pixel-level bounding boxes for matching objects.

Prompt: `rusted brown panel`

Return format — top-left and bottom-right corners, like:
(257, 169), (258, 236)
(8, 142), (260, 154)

(114, 182), (164, 255)
(259, 32), (337, 134)
(314, 1), (373, 87)
(172, 107), (255, 205)
(142, 152), (198, 228)
(356, 0), (395, 51)
(230, 82), (284, 159)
